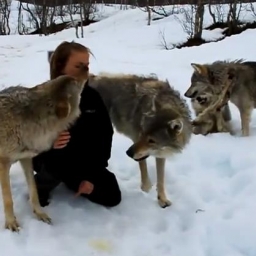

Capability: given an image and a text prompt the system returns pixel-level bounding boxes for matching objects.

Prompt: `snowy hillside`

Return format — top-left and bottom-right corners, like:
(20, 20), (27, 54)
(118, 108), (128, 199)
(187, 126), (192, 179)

(0, 2), (256, 256)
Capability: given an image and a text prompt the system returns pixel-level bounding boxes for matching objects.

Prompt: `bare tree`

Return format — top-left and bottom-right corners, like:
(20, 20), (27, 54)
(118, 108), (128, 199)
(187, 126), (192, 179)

(146, 0), (151, 25)
(226, 1), (243, 35)
(66, 1), (96, 38)
(55, 5), (67, 23)
(249, 3), (256, 18)
(137, 0), (152, 25)
(66, 3), (79, 37)
(0, 0), (11, 35)
(17, 1), (29, 35)
(194, 0), (204, 39)
(208, 2), (226, 24)
(137, 1), (181, 26)
(119, 0), (129, 10)
(21, 2), (57, 35)
(22, 3), (40, 32)
(79, 3), (84, 38)
(150, 2), (181, 18)
(158, 28), (175, 50)
(175, 3), (204, 40)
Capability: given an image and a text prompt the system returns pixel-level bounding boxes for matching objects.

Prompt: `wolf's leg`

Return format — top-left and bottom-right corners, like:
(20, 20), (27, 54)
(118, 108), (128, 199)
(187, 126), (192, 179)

(216, 111), (233, 134)
(0, 159), (19, 231)
(239, 107), (252, 137)
(156, 157), (171, 208)
(222, 104), (232, 122)
(19, 158), (52, 224)
(223, 121), (234, 135)
(139, 159), (152, 192)
(216, 111), (224, 132)
(221, 118), (234, 135)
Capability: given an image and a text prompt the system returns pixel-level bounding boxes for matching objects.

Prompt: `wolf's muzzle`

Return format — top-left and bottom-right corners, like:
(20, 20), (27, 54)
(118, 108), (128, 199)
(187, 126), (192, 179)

(126, 148), (149, 161)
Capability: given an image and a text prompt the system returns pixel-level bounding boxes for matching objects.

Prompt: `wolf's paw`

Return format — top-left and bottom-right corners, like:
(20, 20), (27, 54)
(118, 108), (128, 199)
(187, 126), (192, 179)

(5, 217), (20, 232)
(158, 196), (172, 208)
(141, 180), (152, 193)
(33, 209), (52, 225)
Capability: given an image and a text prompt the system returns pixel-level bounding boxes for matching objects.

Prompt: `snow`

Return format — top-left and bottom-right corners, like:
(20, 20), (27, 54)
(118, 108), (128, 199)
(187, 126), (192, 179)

(0, 2), (256, 256)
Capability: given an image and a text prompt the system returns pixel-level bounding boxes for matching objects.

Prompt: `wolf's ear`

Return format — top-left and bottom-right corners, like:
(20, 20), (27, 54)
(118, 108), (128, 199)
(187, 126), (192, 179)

(191, 63), (208, 75)
(55, 96), (71, 119)
(169, 119), (183, 134)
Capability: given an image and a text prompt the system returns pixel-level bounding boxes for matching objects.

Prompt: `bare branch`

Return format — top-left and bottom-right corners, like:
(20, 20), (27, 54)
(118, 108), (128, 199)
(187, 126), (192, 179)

(249, 3), (256, 17)
(159, 28), (168, 49)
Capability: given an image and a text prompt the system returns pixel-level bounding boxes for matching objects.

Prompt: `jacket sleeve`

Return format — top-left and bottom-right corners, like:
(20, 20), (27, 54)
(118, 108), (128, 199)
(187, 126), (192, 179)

(81, 91), (114, 183)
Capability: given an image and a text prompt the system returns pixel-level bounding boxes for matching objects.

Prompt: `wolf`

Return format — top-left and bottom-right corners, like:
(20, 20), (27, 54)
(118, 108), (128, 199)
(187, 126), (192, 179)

(184, 59), (256, 136)
(186, 62), (233, 135)
(192, 71), (235, 135)
(0, 74), (86, 232)
(89, 73), (192, 208)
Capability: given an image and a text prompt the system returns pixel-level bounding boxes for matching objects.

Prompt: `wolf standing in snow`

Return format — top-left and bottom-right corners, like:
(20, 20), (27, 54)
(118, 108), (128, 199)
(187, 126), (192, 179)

(0, 74), (86, 232)
(185, 62), (233, 135)
(90, 73), (192, 207)
(185, 59), (256, 136)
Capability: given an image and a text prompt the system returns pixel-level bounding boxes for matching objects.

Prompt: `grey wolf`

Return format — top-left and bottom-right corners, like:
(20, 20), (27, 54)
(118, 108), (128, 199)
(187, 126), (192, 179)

(184, 59), (256, 136)
(186, 63), (232, 135)
(89, 73), (192, 208)
(33, 45), (121, 211)
(192, 71), (235, 135)
(0, 74), (85, 232)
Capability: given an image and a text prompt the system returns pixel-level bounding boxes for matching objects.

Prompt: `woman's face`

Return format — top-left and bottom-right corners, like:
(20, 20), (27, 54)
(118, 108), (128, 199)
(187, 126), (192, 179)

(63, 50), (90, 79)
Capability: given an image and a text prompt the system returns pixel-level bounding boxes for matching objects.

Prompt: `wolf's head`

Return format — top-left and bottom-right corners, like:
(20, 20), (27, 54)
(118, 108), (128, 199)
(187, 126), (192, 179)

(184, 63), (226, 99)
(33, 75), (85, 120)
(126, 96), (189, 161)
(191, 84), (217, 111)
(52, 75), (85, 119)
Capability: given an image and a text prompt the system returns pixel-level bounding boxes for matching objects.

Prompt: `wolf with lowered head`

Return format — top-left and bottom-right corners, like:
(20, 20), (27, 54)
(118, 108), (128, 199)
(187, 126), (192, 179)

(90, 73), (192, 208)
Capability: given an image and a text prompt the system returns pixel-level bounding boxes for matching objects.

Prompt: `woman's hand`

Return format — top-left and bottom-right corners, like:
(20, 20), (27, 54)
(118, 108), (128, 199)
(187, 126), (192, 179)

(75, 181), (94, 197)
(53, 131), (71, 149)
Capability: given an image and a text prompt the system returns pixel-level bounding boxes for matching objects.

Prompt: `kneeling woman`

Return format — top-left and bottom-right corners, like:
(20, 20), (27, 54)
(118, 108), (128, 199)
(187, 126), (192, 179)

(32, 41), (121, 207)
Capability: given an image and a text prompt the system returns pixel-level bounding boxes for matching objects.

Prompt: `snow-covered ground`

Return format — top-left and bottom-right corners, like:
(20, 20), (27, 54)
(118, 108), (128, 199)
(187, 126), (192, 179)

(0, 3), (256, 256)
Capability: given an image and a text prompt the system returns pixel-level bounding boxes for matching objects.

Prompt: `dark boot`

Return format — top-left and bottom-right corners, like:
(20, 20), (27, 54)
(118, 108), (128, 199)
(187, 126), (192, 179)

(34, 171), (61, 207)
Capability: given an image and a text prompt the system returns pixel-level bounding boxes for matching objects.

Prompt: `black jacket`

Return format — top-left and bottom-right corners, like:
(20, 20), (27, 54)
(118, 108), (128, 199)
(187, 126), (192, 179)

(32, 81), (114, 189)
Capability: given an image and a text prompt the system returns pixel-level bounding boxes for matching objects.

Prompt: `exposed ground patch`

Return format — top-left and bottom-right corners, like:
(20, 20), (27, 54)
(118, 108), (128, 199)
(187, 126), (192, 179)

(176, 21), (256, 49)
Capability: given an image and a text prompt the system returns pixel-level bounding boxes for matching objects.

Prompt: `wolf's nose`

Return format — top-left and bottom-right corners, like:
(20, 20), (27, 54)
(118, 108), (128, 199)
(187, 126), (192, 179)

(126, 148), (133, 158)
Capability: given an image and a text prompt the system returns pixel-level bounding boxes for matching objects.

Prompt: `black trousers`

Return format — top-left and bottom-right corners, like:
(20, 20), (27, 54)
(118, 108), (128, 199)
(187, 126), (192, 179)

(34, 167), (121, 208)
